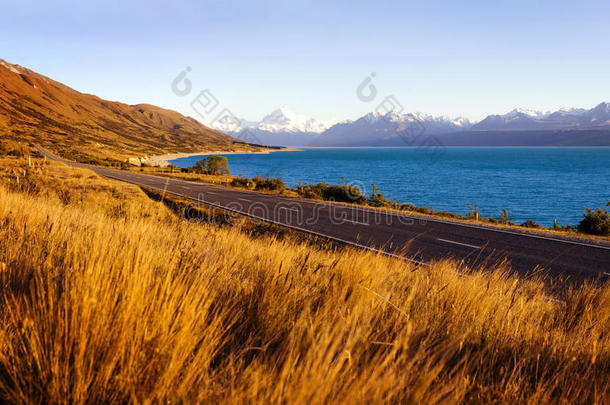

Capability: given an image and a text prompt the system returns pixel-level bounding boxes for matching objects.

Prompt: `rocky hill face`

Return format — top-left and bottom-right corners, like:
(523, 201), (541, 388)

(0, 59), (256, 162)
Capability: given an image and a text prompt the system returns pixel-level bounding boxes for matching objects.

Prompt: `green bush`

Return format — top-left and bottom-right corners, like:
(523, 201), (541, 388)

(296, 182), (366, 204)
(231, 177), (255, 189)
(520, 220), (541, 228)
(191, 155), (230, 175)
(253, 175), (285, 192)
(577, 203), (610, 236)
(368, 184), (391, 207)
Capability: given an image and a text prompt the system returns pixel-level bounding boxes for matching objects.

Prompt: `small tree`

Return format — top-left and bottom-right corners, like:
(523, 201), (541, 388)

(192, 158), (206, 173)
(578, 202), (610, 236)
(192, 155), (230, 175)
(368, 184), (387, 207)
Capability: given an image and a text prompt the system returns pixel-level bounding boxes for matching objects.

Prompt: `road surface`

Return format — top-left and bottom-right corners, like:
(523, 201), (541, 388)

(36, 146), (610, 280)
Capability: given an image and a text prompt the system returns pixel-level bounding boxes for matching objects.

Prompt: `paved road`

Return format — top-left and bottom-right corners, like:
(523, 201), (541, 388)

(37, 146), (610, 280)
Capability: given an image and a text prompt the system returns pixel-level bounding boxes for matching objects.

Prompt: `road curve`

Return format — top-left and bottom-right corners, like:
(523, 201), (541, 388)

(36, 146), (610, 280)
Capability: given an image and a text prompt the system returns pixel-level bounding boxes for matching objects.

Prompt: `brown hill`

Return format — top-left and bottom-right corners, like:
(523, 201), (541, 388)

(0, 58), (260, 164)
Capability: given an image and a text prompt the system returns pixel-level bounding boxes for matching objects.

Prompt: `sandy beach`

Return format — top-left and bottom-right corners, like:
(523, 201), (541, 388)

(146, 147), (300, 167)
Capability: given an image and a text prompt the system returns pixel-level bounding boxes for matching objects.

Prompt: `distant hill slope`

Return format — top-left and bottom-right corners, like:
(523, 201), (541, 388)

(0, 58), (258, 162)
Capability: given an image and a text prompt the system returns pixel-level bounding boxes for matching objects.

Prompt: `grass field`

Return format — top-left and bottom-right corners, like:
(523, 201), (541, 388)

(1, 154), (609, 403)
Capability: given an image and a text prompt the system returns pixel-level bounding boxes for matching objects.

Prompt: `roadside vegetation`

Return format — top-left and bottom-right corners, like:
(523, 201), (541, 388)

(1, 144), (610, 403)
(225, 171), (606, 239)
(124, 153), (609, 239)
(578, 203), (610, 236)
(190, 155), (231, 175)
(296, 177), (367, 204)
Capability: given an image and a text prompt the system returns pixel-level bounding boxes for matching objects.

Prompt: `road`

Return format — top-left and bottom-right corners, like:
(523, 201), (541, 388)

(36, 146), (610, 280)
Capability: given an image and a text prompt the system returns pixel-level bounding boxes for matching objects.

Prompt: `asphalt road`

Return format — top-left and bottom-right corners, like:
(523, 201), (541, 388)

(36, 146), (610, 280)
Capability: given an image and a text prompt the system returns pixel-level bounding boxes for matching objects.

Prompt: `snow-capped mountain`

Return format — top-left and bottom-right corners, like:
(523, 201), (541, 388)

(473, 103), (610, 131)
(213, 107), (333, 146)
(554, 107), (587, 116)
(310, 111), (472, 147)
(256, 107), (330, 133)
(215, 102), (610, 147)
(501, 108), (551, 120)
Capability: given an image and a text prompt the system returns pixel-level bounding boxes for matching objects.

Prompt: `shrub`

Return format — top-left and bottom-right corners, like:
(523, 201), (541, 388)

(231, 177), (255, 190)
(521, 219), (541, 228)
(252, 175), (285, 192)
(296, 182), (366, 204)
(368, 184), (391, 207)
(191, 155), (230, 175)
(578, 203), (610, 236)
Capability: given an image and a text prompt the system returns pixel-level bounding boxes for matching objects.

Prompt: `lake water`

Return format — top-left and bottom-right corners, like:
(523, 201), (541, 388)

(171, 147), (610, 227)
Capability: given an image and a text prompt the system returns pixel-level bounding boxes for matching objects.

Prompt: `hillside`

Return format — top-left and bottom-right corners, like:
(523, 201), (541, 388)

(0, 58), (260, 163)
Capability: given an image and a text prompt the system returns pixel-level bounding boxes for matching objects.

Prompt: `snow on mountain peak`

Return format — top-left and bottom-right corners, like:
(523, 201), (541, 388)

(350, 111), (472, 133)
(556, 107), (587, 116)
(214, 102), (610, 142)
(503, 108), (550, 120)
(223, 107), (333, 134)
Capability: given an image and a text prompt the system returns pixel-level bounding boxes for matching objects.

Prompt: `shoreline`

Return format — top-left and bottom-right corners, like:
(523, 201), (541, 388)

(147, 147), (301, 167)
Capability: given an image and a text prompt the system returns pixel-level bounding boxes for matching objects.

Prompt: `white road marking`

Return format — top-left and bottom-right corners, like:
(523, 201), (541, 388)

(343, 218), (369, 226)
(437, 238), (482, 249)
(237, 198), (251, 203)
(279, 206), (300, 212)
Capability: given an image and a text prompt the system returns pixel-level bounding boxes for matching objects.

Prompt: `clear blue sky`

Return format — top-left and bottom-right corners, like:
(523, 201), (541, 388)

(2, 0), (609, 122)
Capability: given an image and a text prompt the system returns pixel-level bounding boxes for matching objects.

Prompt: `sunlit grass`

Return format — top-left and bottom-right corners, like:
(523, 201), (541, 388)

(0, 158), (609, 403)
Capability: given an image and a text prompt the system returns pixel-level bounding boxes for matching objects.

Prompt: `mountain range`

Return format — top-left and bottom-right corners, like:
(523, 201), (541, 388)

(216, 107), (333, 147)
(2, 56), (610, 155)
(225, 103), (610, 147)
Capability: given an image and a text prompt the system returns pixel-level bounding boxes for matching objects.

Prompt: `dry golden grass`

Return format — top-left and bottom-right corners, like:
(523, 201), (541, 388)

(0, 157), (609, 403)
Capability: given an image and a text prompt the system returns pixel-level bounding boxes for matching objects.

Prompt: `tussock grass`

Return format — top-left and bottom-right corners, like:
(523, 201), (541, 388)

(0, 159), (609, 403)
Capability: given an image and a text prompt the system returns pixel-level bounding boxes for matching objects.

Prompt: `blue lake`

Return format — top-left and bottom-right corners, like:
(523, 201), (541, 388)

(171, 147), (610, 227)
